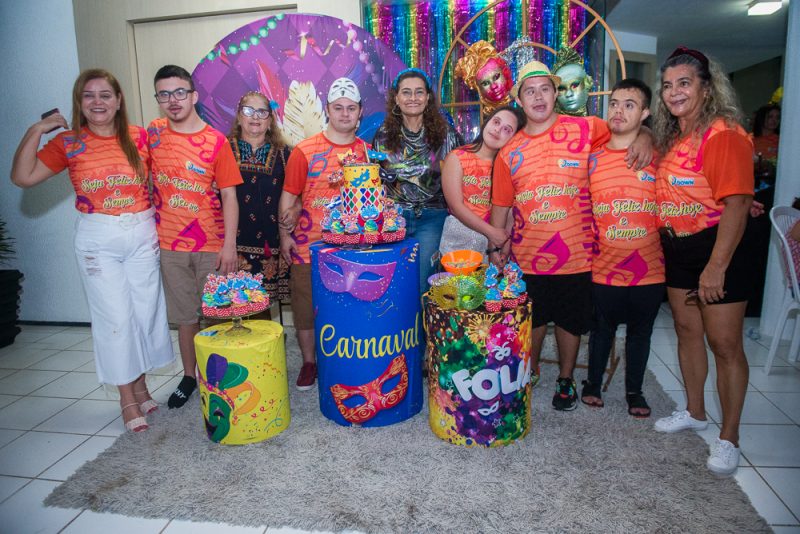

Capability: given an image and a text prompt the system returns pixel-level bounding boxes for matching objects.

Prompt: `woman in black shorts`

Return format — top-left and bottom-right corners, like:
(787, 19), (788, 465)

(652, 47), (754, 476)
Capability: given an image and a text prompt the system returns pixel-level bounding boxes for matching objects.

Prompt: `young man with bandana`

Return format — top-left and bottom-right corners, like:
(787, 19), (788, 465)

(279, 78), (370, 390)
(490, 61), (652, 411)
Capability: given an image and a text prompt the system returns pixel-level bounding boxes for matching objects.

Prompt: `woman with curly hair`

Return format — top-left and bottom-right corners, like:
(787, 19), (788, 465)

(372, 68), (462, 293)
(228, 91), (291, 306)
(652, 47), (755, 476)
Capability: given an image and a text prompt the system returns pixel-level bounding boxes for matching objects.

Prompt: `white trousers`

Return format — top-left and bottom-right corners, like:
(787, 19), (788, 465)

(74, 208), (174, 385)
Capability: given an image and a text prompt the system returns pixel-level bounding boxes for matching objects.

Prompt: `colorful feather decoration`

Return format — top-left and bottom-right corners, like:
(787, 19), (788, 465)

(282, 80), (325, 147)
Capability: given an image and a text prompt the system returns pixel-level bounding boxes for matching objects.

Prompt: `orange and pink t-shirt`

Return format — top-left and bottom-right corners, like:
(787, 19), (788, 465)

(147, 118), (243, 253)
(452, 149), (493, 221)
(492, 115), (610, 275)
(656, 119), (754, 237)
(753, 133), (779, 162)
(589, 145), (664, 286)
(283, 133), (370, 264)
(38, 126), (150, 215)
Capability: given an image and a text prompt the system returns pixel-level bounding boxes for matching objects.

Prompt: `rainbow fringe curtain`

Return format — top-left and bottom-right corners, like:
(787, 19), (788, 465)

(363, 0), (604, 138)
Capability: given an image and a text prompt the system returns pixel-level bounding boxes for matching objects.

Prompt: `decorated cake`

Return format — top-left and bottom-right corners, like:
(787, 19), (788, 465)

(201, 271), (269, 318)
(485, 262), (527, 312)
(321, 162), (406, 246)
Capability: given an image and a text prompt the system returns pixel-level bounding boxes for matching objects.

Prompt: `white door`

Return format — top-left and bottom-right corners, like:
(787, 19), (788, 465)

(132, 9), (292, 124)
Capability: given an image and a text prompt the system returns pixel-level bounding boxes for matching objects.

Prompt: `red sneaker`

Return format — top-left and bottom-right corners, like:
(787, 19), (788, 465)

(296, 362), (317, 391)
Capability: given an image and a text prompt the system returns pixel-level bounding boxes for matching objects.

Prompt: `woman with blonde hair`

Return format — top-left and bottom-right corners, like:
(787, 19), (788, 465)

(228, 91), (291, 304)
(652, 47), (754, 476)
(11, 69), (174, 432)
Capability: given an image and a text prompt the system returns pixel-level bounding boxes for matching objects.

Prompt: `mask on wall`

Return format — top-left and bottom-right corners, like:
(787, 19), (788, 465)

(553, 46), (593, 116)
(456, 40), (513, 119)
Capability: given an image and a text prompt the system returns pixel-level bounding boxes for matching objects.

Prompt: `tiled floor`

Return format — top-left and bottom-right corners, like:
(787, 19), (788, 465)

(0, 306), (798, 533)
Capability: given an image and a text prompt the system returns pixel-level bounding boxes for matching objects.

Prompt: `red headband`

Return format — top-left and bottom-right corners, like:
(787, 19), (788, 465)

(668, 46), (709, 72)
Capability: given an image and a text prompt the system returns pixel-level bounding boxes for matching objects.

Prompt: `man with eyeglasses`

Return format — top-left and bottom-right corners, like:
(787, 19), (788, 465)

(147, 64), (243, 409)
(490, 62), (652, 412)
(579, 78), (663, 418)
(278, 77), (370, 390)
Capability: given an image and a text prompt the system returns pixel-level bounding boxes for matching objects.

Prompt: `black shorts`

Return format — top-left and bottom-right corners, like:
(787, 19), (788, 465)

(523, 272), (592, 335)
(660, 222), (756, 304)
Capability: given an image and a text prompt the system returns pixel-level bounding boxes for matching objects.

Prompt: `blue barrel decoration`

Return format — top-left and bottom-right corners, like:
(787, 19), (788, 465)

(311, 239), (422, 427)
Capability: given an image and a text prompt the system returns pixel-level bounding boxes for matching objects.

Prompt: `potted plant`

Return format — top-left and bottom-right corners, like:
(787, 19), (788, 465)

(0, 217), (22, 347)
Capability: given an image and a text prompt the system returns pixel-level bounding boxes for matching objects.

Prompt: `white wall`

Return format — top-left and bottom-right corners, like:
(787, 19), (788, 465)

(604, 31), (658, 86)
(760, 1), (800, 341)
(0, 0), (86, 322)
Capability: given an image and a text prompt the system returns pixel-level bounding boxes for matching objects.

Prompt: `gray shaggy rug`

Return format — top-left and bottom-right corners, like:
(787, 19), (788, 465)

(45, 328), (769, 533)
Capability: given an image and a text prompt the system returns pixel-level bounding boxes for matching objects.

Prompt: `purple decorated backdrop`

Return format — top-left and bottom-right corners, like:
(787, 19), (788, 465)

(192, 14), (408, 144)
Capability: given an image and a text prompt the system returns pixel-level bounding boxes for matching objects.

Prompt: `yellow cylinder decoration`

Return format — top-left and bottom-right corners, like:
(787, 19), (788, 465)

(194, 320), (290, 445)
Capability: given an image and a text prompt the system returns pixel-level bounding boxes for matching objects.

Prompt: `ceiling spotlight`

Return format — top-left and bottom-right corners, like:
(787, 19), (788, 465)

(748, 1), (782, 16)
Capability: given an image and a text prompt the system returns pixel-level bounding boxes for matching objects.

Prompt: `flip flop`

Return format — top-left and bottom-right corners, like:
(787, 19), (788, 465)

(580, 380), (604, 408)
(626, 393), (651, 418)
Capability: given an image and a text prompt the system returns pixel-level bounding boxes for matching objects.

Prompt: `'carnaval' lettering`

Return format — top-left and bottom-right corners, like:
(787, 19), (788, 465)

(319, 314), (420, 359)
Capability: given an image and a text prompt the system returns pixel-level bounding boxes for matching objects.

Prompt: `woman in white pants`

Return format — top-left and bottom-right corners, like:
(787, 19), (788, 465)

(11, 69), (174, 432)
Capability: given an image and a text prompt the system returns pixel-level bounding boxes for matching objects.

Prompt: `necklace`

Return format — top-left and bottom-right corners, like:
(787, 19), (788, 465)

(402, 125), (424, 141)
(401, 125), (426, 155)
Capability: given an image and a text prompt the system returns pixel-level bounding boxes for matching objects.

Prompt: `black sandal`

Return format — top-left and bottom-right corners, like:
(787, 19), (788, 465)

(626, 392), (651, 418)
(580, 380), (604, 408)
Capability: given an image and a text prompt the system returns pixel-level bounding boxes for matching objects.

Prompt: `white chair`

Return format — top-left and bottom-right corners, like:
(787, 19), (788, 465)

(764, 206), (800, 374)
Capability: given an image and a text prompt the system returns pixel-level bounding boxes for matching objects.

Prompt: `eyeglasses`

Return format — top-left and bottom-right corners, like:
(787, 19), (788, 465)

(240, 105), (270, 119)
(154, 88), (194, 103)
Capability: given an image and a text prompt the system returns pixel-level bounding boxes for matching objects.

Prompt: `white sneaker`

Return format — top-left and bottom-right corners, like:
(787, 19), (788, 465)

(654, 410), (709, 433)
(707, 438), (740, 475)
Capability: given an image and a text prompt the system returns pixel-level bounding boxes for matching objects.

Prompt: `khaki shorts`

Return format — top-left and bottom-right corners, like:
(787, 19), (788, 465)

(289, 263), (314, 330)
(160, 249), (218, 325)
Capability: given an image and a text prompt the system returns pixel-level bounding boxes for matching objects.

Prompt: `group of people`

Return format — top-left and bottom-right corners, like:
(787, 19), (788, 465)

(11, 65), (248, 433)
(11, 43), (755, 477)
(491, 48), (752, 477)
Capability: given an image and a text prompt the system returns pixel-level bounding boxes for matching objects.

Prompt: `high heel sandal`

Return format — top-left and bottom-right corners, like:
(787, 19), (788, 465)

(121, 403), (149, 433)
(134, 389), (159, 415)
